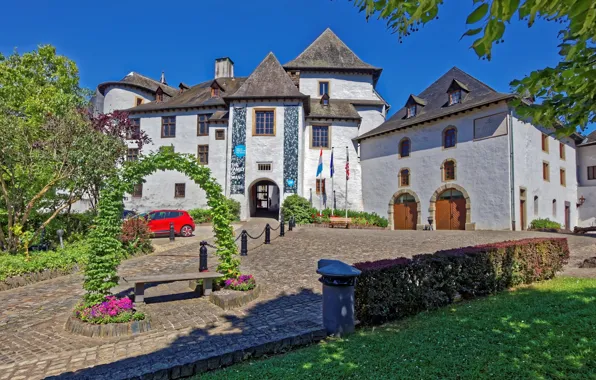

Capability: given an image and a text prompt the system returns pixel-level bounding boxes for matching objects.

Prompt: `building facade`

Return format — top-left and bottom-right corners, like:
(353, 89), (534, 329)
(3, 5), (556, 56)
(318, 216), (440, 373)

(358, 67), (582, 231)
(577, 132), (596, 227)
(94, 29), (388, 220)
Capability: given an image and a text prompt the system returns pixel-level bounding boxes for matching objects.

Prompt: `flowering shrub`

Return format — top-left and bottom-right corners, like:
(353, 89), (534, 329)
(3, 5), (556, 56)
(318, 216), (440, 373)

(224, 274), (256, 291)
(354, 238), (569, 325)
(120, 218), (153, 256)
(74, 296), (145, 324)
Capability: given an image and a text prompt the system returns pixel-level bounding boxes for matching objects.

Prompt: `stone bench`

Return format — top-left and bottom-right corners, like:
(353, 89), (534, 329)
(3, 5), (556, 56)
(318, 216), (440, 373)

(329, 217), (352, 229)
(123, 272), (223, 303)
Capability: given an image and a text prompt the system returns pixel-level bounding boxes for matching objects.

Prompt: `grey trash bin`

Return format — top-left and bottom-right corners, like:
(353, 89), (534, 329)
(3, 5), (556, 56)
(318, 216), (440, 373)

(317, 259), (361, 337)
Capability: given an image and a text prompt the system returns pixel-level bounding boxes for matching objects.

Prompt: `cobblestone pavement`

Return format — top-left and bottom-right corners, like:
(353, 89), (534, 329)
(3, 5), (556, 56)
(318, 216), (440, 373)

(0, 227), (594, 379)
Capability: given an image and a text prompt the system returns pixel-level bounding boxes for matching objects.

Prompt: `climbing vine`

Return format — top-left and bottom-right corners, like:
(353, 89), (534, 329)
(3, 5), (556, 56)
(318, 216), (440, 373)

(83, 150), (239, 305)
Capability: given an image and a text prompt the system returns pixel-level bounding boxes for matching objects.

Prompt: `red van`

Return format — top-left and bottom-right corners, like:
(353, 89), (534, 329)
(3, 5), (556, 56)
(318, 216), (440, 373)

(143, 210), (195, 237)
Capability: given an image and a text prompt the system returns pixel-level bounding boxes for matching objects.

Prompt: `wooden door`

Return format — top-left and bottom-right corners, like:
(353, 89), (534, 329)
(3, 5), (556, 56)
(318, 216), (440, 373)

(565, 204), (570, 230)
(436, 199), (451, 230)
(450, 198), (466, 230)
(520, 200), (526, 230)
(393, 202), (417, 230)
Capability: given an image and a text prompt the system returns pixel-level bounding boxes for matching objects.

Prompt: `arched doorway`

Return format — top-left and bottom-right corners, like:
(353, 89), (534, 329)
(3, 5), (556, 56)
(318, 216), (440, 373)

(388, 189), (421, 230)
(436, 188), (466, 230)
(394, 194), (418, 230)
(249, 179), (280, 220)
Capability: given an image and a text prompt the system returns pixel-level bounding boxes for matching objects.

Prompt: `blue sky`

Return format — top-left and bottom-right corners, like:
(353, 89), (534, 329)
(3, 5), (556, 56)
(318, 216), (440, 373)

(2, 0), (591, 134)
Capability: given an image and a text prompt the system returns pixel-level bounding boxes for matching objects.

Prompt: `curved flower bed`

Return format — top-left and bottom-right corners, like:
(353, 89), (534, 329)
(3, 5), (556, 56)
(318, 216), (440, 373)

(74, 296), (145, 324)
(224, 274), (256, 291)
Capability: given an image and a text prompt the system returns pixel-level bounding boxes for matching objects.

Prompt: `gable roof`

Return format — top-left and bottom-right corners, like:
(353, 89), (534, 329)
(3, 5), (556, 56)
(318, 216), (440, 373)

(578, 130), (596, 146)
(284, 28), (382, 84)
(97, 72), (178, 97)
(357, 67), (514, 141)
(127, 77), (247, 113)
(225, 52), (307, 100)
(308, 99), (361, 120)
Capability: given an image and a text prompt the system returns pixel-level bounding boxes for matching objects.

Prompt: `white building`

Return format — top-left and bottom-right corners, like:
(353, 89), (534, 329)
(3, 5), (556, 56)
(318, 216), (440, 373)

(577, 132), (596, 227)
(94, 29), (388, 220)
(357, 67), (583, 231)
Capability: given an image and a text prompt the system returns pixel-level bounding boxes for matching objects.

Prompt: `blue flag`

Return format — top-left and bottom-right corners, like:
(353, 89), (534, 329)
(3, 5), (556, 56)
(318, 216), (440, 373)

(330, 150), (334, 178)
(316, 149), (323, 177)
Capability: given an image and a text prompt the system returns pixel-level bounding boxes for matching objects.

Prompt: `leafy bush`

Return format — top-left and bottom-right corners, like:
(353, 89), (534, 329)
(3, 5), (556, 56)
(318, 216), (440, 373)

(29, 211), (96, 244)
(120, 218), (153, 256)
(321, 208), (388, 228)
(73, 295), (145, 324)
(281, 195), (317, 224)
(189, 198), (240, 224)
(530, 218), (562, 230)
(0, 240), (90, 281)
(354, 238), (569, 325)
(224, 274), (256, 291)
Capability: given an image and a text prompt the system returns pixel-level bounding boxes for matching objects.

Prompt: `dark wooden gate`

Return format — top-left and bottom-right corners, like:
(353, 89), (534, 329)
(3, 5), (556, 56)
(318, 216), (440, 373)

(436, 189), (466, 230)
(394, 202), (417, 230)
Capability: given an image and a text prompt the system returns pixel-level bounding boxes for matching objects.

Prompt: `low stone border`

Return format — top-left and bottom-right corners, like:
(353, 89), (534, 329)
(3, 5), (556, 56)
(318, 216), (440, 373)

(0, 266), (78, 292)
(298, 223), (387, 230)
(209, 284), (261, 310)
(65, 315), (151, 338)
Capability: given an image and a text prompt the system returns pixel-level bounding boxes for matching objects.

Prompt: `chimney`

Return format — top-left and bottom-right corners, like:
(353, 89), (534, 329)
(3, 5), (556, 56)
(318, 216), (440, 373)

(160, 71), (167, 85)
(215, 57), (234, 79)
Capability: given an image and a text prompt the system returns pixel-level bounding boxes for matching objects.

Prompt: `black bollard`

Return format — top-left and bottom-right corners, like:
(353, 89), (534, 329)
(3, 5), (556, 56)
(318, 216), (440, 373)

(291, 216), (296, 229)
(240, 230), (248, 256)
(288, 216), (293, 231)
(169, 222), (175, 242)
(280, 216), (285, 237)
(199, 241), (208, 272)
(265, 224), (271, 244)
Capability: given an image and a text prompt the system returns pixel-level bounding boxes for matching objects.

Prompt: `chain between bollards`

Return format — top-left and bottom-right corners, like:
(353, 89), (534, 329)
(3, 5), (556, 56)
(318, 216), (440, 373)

(169, 222), (175, 242)
(199, 241), (208, 272)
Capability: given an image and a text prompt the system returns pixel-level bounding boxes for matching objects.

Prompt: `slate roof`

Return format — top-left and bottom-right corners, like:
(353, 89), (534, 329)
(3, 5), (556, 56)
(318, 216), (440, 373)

(284, 28), (383, 84)
(357, 67), (515, 141)
(97, 72), (178, 97)
(126, 77), (247, 113)
(225, 53), (307, 100)
(308, 99), (361, 120)
(578, 130), (596, 146)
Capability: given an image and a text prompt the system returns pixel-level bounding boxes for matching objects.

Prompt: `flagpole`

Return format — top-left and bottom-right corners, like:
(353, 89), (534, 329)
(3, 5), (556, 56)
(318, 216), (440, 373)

(345, 146), (349, 218)
(331, 147), (334, 217)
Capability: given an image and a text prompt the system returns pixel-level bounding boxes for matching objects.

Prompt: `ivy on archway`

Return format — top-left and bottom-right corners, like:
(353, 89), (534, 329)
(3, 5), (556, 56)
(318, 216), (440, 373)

(83, 150), (239, 305)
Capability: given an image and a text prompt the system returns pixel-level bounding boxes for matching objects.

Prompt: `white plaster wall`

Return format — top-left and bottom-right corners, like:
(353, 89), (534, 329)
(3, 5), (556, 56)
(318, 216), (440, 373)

(102, 86), (154, 113)
(299, 72), (376, 100)
(304, 120), (363, 212)
(577, 145), (596, 186)
(123, 110), (226, 213)
(356, 106), (386, 136)
(512, 114), (578, 230)
(227, 101), (304, 220)
(361, 103), (513, 230)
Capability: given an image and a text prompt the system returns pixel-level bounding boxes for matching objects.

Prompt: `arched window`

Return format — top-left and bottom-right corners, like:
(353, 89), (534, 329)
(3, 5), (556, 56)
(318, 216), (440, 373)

(399, 138), (411, 158)
(399, 169), (410, 187)
(443, 160), (455, 181)
(534, 196), (539, 216)
(443, 127), (457, 149)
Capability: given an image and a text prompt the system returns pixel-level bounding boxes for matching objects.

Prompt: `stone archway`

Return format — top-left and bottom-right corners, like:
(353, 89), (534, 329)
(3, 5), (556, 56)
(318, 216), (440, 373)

(429, 184), (475, 230)
(388, 189), (422, 230)
(247, 177), (281, 220)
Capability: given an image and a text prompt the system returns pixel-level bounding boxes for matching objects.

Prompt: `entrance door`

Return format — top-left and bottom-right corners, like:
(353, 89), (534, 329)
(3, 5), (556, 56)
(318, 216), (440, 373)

(565, 202), (571, 230)
(436, 189), (466, 230)
(520, 200), (526, 230)
(255, 185), (269, 209)
(393, 194), (417, 230)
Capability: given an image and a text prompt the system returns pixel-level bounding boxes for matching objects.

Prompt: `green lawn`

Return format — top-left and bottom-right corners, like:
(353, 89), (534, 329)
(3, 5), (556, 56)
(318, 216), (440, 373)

(201, 277), (596, 379)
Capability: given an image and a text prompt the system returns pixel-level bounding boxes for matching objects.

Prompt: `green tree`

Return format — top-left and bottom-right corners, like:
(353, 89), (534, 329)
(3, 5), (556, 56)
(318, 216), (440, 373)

(352, 0), (596, 135)
(0, 46), (143, 252)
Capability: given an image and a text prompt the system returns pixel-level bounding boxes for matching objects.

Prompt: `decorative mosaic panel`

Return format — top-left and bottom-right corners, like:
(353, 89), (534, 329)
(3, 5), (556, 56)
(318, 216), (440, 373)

(283, 106), (299, 193)
(230, 107), (247, 195)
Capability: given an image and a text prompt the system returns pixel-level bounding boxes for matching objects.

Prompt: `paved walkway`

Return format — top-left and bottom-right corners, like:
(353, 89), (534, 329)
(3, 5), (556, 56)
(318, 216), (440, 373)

(0, 227), (594, 379)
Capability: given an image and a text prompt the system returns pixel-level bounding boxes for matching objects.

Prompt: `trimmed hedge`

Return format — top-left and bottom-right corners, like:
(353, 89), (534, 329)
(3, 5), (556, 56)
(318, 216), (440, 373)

(353, 238), (570, 325)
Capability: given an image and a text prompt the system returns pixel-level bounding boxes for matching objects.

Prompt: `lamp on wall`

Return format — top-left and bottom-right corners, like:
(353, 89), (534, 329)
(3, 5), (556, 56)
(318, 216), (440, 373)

(578, 195), (586, 207)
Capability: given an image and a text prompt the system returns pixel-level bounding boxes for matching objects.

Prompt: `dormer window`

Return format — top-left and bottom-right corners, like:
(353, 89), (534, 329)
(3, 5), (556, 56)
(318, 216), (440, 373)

(211, 87), (220, 98)
(447, 79), (469, 106)
(320, 93), (330, 107)
(156, 87), (164, 102)
(404, 94), (426, 119)
(449, 90), (462, 105)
